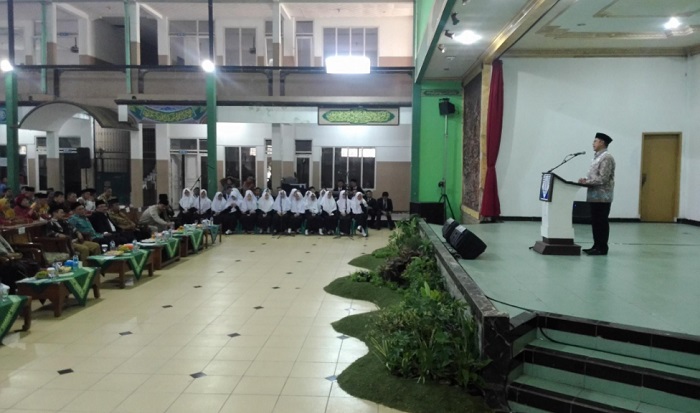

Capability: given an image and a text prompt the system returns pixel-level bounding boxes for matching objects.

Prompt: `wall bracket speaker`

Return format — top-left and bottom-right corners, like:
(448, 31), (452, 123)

(439, 98), (456, 116)
(449, 225), (487, 259)
(442, 218), (459, 240)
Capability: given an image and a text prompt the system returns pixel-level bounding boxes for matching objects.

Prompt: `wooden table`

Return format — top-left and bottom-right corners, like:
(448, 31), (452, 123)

(172, 229), (204, 256)
(88, 250), (154, 289)
(15, 268), (100, 317)
(0, 295), (31, 341)
(136, 238), (180, 270)
(203, 225), (222, 249)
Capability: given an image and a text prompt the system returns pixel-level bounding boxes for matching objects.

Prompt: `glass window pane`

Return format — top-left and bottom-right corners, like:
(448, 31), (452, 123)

(334, 148), (347, 184)
(362, 148), (375, 158)
(296, 37), (312, 66)
(362, 156), (375, 189)
(348, 148), (358, 157)
(351, 28), (364, 55)
(225, 28), (240, 65)
(365, 28), (378, 66)
(266, 37), (274, 66)
(225, 147), (240, 180)
(323, 28), (336, 62)
(170, 21), (197, 35)
(337, 28), (350, 55)
(321, 148), (333, 189)
(297, 21), (313, 35)
(265, 21), (273, 36)
(198, 20), (210, 34)
(241, 148), (256, 182)
(348, 156), (361, 186)
(296, 157), (310, 185)
(170, 36), (185, 65)
(199, 37), (210, 61)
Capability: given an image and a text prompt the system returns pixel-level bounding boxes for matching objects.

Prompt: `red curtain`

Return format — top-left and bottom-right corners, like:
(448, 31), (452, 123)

(480, 59), (503, 218)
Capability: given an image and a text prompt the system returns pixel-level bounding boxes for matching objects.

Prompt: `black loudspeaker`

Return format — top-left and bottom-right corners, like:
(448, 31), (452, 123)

(442, 218), (459, 240)
(77, 147), (92, 169)
(409, 202), (445, 225)
(439, 100), (456, 116)
(449, 225), (487, 260)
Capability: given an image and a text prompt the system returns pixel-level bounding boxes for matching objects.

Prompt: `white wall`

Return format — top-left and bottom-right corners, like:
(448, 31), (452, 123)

(499, 57), (695, 219)
(682, 54), (700, 221)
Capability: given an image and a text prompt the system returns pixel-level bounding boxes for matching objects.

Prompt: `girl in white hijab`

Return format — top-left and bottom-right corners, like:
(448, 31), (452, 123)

(319, 189), (338, 235)
(304, 191), (322, 235)
(223, 188), (242, 235)
(287, 189), (306, 234)
(336, 190), (353, 235)
(211, 192), (227, 227)
(257, 189), (274, 233)
(196, 189), (212, 219)
(272, 189), (291, 234)
(350, 192), (369, 237)
(239, 190), (258, 234)
(179, 188), (196, 224)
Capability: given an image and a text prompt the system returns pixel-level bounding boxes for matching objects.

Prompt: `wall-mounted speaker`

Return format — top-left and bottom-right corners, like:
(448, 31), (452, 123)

(442, 218), (459, 241)
(449, 225), (487, 260)
(439, 99), (456, 116)
(77, 147), (92, 169)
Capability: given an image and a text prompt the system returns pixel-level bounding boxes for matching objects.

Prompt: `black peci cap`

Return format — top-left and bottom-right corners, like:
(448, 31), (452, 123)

(595, 132), (613, 145)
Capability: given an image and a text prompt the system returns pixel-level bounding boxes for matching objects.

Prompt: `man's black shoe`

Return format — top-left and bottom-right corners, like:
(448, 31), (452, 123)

(585, 249), (607, 256)
(582, 247), (596, 253)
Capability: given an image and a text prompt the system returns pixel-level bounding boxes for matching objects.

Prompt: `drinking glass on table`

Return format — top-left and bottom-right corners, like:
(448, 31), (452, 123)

(101, 244), (108, 254)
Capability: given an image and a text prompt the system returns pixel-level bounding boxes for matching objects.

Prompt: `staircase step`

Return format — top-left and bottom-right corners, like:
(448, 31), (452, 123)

(508, 376), (689, 413)
(519, 342), (700, 413)
(529, 339), (700, 381)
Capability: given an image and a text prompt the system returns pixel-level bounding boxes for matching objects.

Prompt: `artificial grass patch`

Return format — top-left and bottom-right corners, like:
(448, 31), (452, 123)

(325, 276), (492, 413)
(347, 253), (386, 272)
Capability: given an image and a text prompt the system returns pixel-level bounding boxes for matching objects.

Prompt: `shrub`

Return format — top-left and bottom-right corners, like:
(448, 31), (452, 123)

(369, 282), (488, 389)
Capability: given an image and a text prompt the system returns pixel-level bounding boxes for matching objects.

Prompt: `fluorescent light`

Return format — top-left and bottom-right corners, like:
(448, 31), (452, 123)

(664, 17), (681, 30)
(0, 59), (14, 72)
(454, 30), (481, 45)
(201, 59), (215, 73)
(325, 56), (370, 74)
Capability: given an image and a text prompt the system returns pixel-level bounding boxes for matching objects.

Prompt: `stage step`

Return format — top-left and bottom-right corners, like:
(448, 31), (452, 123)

(504, 313), (700, 412)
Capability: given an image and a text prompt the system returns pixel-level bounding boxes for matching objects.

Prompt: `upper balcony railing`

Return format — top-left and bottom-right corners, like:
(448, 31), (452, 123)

(2, 65), (414, 108)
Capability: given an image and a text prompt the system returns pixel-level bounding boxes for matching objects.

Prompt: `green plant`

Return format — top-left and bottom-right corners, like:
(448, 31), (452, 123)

(369, 282), (488, 388)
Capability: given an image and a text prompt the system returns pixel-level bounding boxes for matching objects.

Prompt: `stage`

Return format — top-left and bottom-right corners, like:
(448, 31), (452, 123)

(429, 221), (700, 336)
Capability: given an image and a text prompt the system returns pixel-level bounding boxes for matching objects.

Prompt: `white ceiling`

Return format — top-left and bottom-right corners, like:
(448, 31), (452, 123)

(424, 0), (700, 80)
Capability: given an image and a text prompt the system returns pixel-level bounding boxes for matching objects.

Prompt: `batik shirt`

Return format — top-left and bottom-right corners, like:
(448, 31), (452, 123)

(68, 214), (99, 239)
(585, 150), (615, 203)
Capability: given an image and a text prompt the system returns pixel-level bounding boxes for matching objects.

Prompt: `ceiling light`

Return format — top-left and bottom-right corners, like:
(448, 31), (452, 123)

(454, 30), (481, 45)
(437, 44), (445, 53)
(201, 59), (215, 73)
(444, 30), (454, 39)
(664, 17), (681, 30)
(325, 55), (370, 74)
(451, 13), (460, 26)
(0, 59), (13, 72)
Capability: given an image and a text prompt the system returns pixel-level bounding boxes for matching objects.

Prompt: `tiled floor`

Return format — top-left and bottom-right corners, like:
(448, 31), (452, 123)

(434, 221), (700, 336)
(1, 230), (406, 413)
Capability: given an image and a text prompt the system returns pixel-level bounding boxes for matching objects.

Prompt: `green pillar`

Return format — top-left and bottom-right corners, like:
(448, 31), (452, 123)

(410, 82), (422, 203)
(206, 73), (218, 195)
(5, 71), (19, 192)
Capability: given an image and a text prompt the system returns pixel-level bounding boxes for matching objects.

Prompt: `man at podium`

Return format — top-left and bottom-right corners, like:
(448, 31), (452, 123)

(578, 132), (616, 256)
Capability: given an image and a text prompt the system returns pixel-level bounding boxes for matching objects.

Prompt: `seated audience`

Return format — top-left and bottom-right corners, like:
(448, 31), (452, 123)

(288, 189), (305, 234)
(304, 191), (322, 236)
(179, 188), (197, 224)
(97, 187), (113, 203)
(89, 200), (129, 245)
(239, 190), (258, 234)
(13, 194), (34, 222)
(107, 198), (150, 240)
(319, 189), (338, 235)
(46, 204), (100, 262)
(30, 192), (50, 220)
(351, 192), (369, 237)
(68, 202), (115, 245)
(365, 190), (378, 228)
(0, 234), (40, 294)
(271, 189), (291, 234)
(336, 190), (353, 235)
(376, 191), (395, 230)
(78, 188), (96, 212)
(222, 188), (242, 234)
(195, 189), (212, 221)
(256, 189), (274, 234)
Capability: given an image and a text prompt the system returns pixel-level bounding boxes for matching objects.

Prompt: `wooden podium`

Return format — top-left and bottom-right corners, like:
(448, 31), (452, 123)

(533, 173), (586, 255)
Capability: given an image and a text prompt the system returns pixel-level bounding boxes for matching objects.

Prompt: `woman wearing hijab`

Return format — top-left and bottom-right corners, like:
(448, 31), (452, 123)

(288, 189), (306, 234)
(304, 191), (322, 236)
(210, 191), (228, 228)
(239, 190), (258, 234)
(336, 190), (353, 235)
(195, 189), (212, 220)
(12, 194), (34, 222)
(271, 189), (291, 234)
(222, 188), (242, 234)
(256, 189), (274, 234)
(350, 192), (369, 237)
(319, 189), (338, 235)
(179, 188), (196, 224)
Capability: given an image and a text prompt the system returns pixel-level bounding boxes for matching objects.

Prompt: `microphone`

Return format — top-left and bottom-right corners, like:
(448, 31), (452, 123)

(570, 151), (586, 156)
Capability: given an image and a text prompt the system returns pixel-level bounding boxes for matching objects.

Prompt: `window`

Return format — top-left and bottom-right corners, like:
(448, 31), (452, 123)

(296, 21), (313, 66)
(225, 146), (257, 183)
(321, 147), (375, 189)
(323, 27), (377, 66)
(225, 28), (257, 66)
(169, 20), (210, 65)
